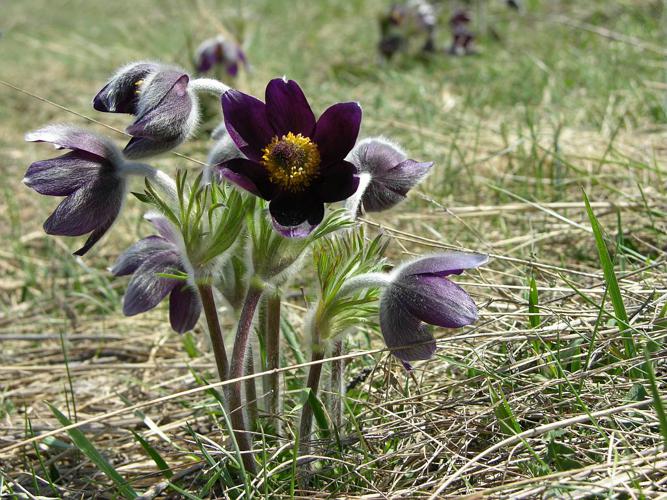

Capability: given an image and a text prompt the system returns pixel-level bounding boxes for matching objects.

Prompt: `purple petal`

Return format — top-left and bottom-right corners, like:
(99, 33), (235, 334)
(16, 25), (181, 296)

(363, 160), (433, 212)
(265, 78), (316, 138)
(144, 213), (181, 245)
(221, 89), (275, 162)
(126, 73), (193, 149)
(313, 160), (359, 203)
(313, 102), (362, 166)
(43, 175), (125, 237)
(268, 192), (324, 237)
(400, 252), (488, 278)
(23, 152), (102, 196)
(351, 139), (406, 175)
(169, 285), (202, 333)
(380, 287), (436, 361)
(73, 216), (116, 256)
(25, 125), (113, 160)
(93, 62), (158, 114)
(393, 274), (478, 328)
(122, 251), (181, 316)
(226, 62), (239, 77)
(111, 236), (174, 276)
(216, 158), (275, 199)
(122, 136), (184, 159)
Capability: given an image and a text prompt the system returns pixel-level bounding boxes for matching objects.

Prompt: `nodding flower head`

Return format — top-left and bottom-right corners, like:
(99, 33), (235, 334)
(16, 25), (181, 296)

(380, 252), (487, 362)
(195, 35), (248, 77)
(93, 61), (198, 159)
(347, 137), (432, 214)
(216, 77), (361, 238)
(24, 125), (129, 256)
(111, 214), (201, 333)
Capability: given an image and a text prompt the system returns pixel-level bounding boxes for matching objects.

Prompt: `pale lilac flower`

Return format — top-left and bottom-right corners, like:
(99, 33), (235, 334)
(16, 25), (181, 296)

(195, 35), (248, 77)
(380, 252), (487, 361)
(24, 125), (128, 256)
(93, 62), (199, 159)
(347, 137), (432, 213)
(111, 214), (201, 333)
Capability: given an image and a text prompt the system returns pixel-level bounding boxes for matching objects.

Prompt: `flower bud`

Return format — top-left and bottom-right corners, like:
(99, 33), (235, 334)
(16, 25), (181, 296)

(195, 35), (248, 77)
(347, 137), (432, 213)
(93, 61), (199, 159)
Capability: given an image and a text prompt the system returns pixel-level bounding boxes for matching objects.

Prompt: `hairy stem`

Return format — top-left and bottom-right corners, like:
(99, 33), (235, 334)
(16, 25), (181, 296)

(229, 283), (264, 473)
(245, 344), (259, 428)
(198, 284), (228, 382)
(299, 328), (325, 456)
(328, 339), (345, 430)
(265, 293), (282, 434)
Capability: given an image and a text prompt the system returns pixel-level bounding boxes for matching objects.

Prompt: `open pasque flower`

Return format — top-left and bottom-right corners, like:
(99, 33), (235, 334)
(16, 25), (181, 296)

(24, 125), (129, 256)
(380, 252), (487, 361)
(111, 214), (201, 333)
(216, 78), (361, 237)
(93, 61), (198, 158)
(195, 35), (247, 77)
(347, 137), (432, 213)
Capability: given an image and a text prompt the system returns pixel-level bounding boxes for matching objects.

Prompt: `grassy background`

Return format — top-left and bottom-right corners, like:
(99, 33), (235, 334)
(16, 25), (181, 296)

(1, 0), (666, 497)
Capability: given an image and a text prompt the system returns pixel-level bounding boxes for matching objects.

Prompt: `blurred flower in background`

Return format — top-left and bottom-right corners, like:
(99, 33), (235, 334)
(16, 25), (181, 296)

(378, 0), (437, 59)
(195, 35), (248, 78)
(448, 9), (475, 56)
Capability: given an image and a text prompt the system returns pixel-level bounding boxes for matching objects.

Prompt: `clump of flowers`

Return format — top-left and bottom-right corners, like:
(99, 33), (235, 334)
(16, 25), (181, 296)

(24, 61), (487, 475)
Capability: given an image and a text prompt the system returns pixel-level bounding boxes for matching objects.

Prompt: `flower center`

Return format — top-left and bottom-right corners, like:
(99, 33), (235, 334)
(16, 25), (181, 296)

(261, 132), (320, 191)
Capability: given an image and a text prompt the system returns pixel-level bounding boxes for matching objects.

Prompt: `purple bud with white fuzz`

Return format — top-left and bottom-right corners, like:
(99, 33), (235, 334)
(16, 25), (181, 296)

(93, 62), (199, 159)
(347, 137), (432, 214)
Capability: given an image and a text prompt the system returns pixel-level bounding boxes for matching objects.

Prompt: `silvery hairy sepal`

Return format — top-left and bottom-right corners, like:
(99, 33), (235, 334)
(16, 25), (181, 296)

(204, 123), (244, 184)
(93, 61), (200, 159)
(111, 213), (201, 333)
(346, 137), (432, 215)
(23, 124), (173, 256)
(379, 252), (487, 362)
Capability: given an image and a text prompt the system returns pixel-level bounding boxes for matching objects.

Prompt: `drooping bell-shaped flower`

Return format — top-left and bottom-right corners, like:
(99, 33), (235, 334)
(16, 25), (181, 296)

(93, 61), (199, 159)
(216, 77), (361, 237)
(347, 137), (432, 214)
(111, 214), (201, 333)
(24, 125), (129, 256)
(380, 252), (487, 361)
(195, 35), (248, 77)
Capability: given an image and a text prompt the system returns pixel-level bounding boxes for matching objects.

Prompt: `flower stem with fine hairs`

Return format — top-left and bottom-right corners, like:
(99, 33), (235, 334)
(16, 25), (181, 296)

(328, 339), (345, 430)
(245, 344), (259, 428)
(264, 293), (282, 433)
(228, 282), (264, 474)
(299, 326), (325, 455)
(198, 284), (229, 382)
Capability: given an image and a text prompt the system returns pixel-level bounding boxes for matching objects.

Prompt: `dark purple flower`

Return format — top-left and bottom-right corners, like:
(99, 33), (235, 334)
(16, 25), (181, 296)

(24, 125), (128, 256)
(216, 78), (361, 237)
(449, 9), (475, 56)
(93, 62), (198, 159)
(195, 35), (248, 77)
(380, 252), (487, 361)
(347, 137), (432, 213)
(111, 214), (201, 333)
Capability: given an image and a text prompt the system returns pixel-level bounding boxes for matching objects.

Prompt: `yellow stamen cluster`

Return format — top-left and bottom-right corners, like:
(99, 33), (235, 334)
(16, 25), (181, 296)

(261, 132), (321, 192)
(134, 79), (144, 95)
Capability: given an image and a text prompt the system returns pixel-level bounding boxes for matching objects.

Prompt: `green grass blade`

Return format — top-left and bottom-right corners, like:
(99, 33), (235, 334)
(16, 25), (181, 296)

(582, 190), (635, 358)
(131, 431), (173, 479)
(643, 349), (667, 450)
(48, 403), (137, 498)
